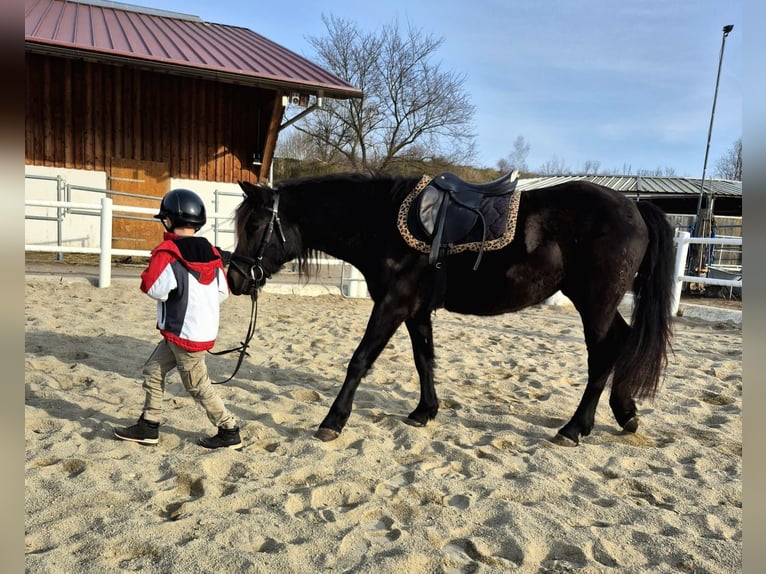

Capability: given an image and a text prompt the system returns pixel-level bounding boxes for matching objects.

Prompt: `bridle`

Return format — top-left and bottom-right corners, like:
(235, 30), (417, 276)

(228, 190), (286, 292)
(210, 190), (286, 384)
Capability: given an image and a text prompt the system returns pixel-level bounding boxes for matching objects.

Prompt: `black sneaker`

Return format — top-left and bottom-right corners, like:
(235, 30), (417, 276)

(114, 414), (160, 445)
(199, 426), (243, 450)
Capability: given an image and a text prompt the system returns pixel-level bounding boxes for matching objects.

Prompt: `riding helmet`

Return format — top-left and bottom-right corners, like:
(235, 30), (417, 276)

(155, 189), (206, 230)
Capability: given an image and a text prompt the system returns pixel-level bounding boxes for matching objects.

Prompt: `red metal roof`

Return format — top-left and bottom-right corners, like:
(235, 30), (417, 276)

(24, 0), (362, 99)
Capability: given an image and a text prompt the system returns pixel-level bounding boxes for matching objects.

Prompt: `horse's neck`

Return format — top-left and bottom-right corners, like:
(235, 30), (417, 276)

(291, 188), (386, 265)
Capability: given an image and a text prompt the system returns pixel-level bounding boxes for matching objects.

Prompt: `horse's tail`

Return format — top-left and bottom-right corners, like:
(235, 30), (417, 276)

(613, 201), (675, 400)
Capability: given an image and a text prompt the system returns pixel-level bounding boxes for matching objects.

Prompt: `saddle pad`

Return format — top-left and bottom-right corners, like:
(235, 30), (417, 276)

(397, 175), (522, 256)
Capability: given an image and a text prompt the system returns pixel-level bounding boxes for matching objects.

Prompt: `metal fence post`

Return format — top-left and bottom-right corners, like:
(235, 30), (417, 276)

(99, 197), (113, 288)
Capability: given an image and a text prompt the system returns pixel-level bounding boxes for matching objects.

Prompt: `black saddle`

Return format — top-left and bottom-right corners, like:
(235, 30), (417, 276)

(430, 170), (518, 203)
(413, 170), (518, 269)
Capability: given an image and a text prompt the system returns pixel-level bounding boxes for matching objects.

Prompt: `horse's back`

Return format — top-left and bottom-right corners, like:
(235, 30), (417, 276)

(519, 181), (648, 251)
(442, 181), (650, 315)
(522, 180), (642, 218)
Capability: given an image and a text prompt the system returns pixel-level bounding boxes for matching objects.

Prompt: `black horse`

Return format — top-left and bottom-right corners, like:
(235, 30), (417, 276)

(228, 172), (674, 446)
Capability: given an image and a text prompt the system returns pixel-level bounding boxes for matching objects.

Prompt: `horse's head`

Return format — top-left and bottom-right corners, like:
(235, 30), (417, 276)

(228, 180), (294, 296)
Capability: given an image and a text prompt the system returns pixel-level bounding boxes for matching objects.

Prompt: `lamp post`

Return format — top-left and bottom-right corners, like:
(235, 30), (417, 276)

(690, 24), (734, 278)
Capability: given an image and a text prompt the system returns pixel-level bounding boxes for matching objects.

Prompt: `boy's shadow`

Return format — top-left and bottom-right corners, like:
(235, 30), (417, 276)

(25, 330), (336, 443)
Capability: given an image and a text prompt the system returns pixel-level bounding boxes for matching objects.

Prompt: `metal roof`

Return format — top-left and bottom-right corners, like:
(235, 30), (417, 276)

(24, 0), (363, 99)
(516, 175), (741, 198)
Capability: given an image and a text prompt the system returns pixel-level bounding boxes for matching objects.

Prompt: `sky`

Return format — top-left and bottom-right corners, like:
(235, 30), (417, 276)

(133, 0), (742, 177)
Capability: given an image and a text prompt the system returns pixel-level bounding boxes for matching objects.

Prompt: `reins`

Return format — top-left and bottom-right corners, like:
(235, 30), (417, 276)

(208, 284), (258, 384)
(209, 190), (285, 384)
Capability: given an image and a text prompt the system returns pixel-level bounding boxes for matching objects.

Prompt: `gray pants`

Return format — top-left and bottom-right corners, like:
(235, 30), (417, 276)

(141, 339), (236, 429)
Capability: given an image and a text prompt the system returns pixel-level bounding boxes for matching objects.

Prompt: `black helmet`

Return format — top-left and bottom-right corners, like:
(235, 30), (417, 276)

(155, 189), (206, 230)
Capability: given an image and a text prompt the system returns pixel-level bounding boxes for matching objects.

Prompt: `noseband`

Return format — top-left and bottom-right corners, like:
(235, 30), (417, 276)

(229, 190), (286, 293)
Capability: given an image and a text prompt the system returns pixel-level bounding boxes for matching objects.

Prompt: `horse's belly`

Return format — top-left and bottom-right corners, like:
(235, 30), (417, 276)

(440, 243), (564, 315)
(443, 279), (552, 316)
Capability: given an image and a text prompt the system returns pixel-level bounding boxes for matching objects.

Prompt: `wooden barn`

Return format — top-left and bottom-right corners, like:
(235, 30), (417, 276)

(24, 0), (361, 251)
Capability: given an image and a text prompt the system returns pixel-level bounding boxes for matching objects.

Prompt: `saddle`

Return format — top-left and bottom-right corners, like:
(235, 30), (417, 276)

(397, 170), (521, 270)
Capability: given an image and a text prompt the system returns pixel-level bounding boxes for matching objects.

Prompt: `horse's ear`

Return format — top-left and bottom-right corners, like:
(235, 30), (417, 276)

(238, 180), (273, 205)
(238, 180), (258, 197)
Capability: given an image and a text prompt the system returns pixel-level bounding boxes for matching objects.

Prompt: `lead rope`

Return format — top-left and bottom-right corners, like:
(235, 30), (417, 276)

(208, 277), (259, 384)
(209, 283), (259, 384)
(209, 255), (263, 384)
(208, 189), (283, 384)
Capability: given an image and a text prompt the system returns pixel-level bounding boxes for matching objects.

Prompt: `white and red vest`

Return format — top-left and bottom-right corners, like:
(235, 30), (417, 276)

(140, 232), (229, 352)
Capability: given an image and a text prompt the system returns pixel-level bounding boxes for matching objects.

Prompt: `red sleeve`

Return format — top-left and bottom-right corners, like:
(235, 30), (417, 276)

(140, 250), (176, 293)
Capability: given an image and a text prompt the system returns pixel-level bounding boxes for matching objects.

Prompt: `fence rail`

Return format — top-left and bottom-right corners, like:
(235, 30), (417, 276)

(671, 231), (742, 315)
(25, 198), (234, 287)
(26, 200), (743, 314)
(25, 198), (347, 288)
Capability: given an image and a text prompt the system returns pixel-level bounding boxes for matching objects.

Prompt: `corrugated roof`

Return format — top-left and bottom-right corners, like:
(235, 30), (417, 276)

(24, 0), (362, 99)
(516, 175), (741, 198)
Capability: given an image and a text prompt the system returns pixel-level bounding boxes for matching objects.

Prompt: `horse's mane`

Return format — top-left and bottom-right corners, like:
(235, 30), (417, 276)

(276, 171), (416, 203)
(237, 172), (420, 282)
(291, 173), (419, 281)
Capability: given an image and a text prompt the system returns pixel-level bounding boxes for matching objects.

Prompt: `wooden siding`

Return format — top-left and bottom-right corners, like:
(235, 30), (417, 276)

(26, 53), (278, 184)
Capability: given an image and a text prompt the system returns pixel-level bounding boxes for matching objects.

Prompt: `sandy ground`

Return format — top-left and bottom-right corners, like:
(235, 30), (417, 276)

(25, 275), (741, 573)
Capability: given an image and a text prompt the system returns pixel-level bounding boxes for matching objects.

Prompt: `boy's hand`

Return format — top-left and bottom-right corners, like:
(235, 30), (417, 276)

(216, 248), (232, 266)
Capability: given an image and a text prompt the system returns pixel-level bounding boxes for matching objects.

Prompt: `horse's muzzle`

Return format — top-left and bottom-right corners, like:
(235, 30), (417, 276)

(226, 274), (253, 296)
(227, 254), (264, 296)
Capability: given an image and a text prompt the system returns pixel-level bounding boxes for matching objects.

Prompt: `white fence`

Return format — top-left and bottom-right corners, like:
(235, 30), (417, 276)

(24, 170), (245, 252)
(25, 200), (743, 313)
(671, 231), (742, 315)
(25, 198), (235, 288)
(25, 197), (351, 289)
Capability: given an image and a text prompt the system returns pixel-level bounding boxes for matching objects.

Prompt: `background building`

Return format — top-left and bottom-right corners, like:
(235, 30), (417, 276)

(25, 0), (361, 251)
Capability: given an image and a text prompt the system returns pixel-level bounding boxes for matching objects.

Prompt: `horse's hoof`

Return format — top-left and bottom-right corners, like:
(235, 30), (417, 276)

(314, 427), (340, 442)
(405, 415), (427, 428)
(552, 433), (579, 447)
(622, 417), (639, 434)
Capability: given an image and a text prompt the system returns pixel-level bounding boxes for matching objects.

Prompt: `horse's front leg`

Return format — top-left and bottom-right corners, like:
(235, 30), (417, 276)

(404, 308), (438, 426)
(315, 300), (409, 442)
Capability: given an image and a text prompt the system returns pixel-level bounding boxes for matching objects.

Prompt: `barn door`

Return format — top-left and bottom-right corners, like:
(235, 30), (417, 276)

(107, 159), (170, 251)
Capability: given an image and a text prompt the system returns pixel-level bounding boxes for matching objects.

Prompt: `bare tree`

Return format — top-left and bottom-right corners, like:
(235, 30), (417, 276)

(582, 160), (601, 175)
(636, 166), (677, 177)
(617, 163), (633, 176)
(537, 155), (571, 176)
(497, 135), (530, 173)
(300, 15), (476, 172)
(595, 164), (678, 177)
(275, 128), (315, 161)
(714, 137), (742, 180)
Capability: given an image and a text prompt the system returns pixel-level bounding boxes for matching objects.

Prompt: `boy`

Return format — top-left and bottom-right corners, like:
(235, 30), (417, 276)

(114, 188), (242, 450)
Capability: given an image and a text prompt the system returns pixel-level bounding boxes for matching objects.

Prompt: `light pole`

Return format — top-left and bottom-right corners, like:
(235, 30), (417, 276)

(691, 24), (734, 277)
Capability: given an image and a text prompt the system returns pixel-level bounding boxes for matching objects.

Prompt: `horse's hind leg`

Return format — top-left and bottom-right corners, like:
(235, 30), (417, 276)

(404, 308), (438, 426)
(556, 309), (629, 446)
(608, 315), (641, 433)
